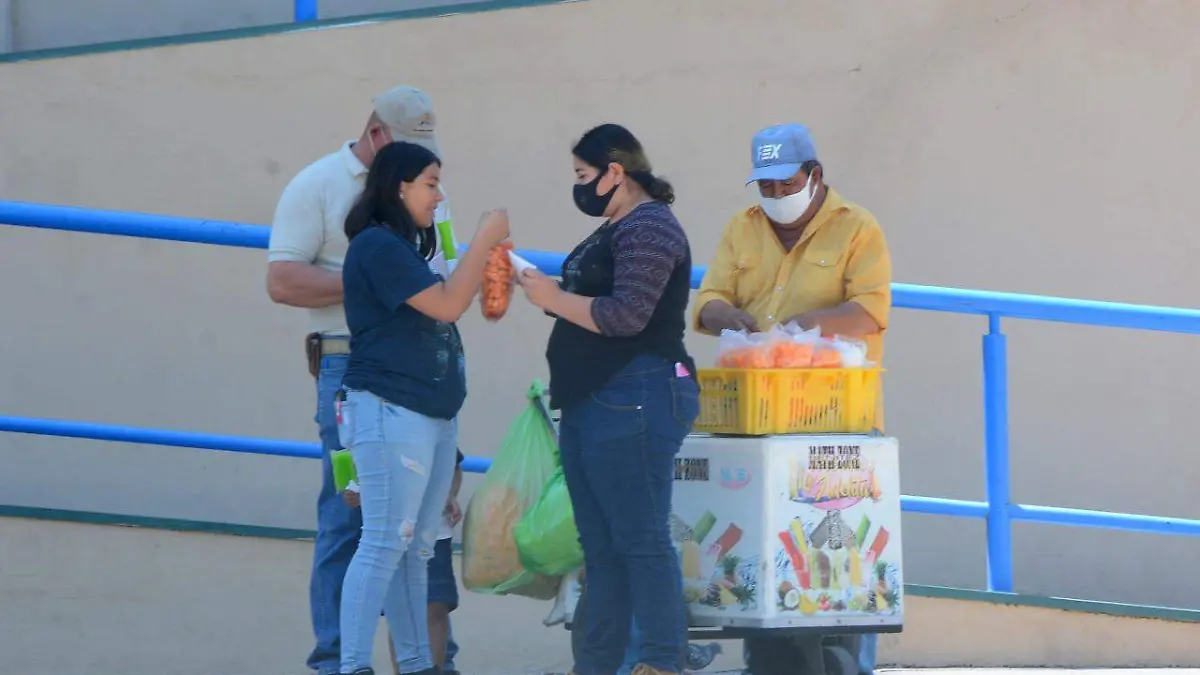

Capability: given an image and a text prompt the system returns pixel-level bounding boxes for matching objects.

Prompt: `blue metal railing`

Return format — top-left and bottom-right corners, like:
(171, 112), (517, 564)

(4, 199), (1200, 595)
(294, 0), (319, 22)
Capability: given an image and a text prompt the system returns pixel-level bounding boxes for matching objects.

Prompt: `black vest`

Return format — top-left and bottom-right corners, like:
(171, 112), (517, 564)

(545, 216), (695, 411)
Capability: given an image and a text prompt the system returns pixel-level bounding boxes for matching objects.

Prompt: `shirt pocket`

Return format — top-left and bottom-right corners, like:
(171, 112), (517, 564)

(799, 247), (846, 307)
(732, 253), (770, 302)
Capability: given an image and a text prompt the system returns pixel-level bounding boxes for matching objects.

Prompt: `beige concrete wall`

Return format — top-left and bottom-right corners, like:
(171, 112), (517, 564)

(1, 0), (1199, 610)
(6, 518), (1197, 674)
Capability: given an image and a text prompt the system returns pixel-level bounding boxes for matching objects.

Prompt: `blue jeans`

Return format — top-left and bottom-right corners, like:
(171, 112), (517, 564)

(308, 355), (361, 675)
(560, 355), (700, 675)
(618, 621), (640, 675)
(618, 610), (690, 675)
(338, 389), (458, 674)
(858, 633), (877, 674)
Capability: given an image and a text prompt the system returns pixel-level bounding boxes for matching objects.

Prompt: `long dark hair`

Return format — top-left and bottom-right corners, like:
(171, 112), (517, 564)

(571, 123), (675, 205)
(344, 141), (441, 259)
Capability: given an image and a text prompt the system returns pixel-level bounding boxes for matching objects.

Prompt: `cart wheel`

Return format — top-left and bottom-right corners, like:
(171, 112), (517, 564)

(820, 645), (858, 675)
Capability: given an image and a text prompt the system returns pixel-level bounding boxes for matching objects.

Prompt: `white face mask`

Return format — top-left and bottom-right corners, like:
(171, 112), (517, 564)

(760, 174), (815, 225)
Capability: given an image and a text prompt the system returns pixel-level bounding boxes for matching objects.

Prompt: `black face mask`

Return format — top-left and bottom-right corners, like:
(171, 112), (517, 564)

(573, 170), (617, 218)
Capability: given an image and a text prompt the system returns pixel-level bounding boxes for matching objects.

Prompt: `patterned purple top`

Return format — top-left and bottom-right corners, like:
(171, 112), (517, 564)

(589, 202), (690, 337)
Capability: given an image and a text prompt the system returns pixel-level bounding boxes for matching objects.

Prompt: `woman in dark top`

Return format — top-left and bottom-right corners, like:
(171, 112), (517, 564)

(336, 142), (509, 675)
(519, 124), (699, 675)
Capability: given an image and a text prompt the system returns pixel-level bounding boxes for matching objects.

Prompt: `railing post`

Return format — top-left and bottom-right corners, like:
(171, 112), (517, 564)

(982, 313), (1014, 591)
(1, 0), (13, 53)
(294, 0), (318, 22)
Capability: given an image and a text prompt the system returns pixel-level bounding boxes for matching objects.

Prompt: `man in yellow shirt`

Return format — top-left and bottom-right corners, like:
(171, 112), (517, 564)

(695, 123), (891, 359)
(693, 123), (891, 675)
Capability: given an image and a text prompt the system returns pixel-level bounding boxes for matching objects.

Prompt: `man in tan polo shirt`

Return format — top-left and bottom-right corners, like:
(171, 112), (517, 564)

(267, 85), (462, 675)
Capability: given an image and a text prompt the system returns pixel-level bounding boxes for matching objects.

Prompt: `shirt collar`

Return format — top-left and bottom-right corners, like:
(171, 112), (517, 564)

(802, 187), (849, 239)
(340, 140), (368, 177)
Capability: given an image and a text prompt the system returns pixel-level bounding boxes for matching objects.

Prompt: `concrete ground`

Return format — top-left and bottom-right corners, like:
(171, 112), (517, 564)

(0, 516), (745, 675)
(3, 516), (1196, 675)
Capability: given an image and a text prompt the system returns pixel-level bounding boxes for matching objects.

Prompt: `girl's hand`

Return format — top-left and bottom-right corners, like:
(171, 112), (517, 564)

(520, 268), (562, 310)
(475, 208), (510, 248)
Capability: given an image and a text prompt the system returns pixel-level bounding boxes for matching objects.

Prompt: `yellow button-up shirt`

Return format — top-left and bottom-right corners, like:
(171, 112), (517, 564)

(693, 188), (892, 364)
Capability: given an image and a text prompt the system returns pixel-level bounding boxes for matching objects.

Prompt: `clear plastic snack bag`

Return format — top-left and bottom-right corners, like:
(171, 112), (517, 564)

(772, 323), (822, 368)
(716, 328), (773, 368)
(831, 335), (869, 368)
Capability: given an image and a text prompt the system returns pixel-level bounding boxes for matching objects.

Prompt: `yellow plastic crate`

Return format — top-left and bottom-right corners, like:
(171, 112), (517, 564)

(695, 367), (883, 435)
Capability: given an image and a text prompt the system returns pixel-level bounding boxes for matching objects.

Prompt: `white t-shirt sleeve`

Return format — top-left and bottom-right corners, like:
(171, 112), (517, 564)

(268, 173), (325, 264)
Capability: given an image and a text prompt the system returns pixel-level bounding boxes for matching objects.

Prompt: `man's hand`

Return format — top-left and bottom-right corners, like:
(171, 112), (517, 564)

(445, 499), (463, 528)
(342, 489), (361, 508)
(780, 311), (818, 331)
(782, 303), (881, 337)
(699, 300), (759, 333)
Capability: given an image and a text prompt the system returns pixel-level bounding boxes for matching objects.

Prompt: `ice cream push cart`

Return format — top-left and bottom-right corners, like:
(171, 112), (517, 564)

(568, 367), (902, 675)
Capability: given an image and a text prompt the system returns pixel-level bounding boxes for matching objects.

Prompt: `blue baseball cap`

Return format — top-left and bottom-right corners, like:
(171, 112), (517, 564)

(747, 123), (817, 184)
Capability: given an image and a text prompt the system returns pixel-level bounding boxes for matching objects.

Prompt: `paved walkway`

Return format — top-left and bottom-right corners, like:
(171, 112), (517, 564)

(4, 516), (1195, 675)
(2, 516), (714, 674)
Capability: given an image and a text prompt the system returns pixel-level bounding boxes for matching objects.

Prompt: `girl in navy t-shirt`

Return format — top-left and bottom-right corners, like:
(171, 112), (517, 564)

(336, 141), (509, 675)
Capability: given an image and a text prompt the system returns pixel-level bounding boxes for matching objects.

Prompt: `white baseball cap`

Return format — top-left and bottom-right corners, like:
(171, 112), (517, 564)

(372, 85), (439, 156)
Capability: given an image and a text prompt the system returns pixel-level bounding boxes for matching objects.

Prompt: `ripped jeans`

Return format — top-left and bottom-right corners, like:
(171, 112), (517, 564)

(338, 388), (458, 675)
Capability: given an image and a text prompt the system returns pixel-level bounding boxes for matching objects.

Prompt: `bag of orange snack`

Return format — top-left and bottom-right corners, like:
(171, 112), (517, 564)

(804, 334), (870, 368)
(482, 242), (515, 321)
(771, 324), (821, 367)
(716, 329), (772, 368)
(811, 339), (843, 368)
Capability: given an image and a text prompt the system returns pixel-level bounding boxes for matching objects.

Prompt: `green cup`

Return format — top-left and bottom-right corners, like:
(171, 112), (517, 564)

(436, 219), (458, 262)
(331, 449), (358, 493)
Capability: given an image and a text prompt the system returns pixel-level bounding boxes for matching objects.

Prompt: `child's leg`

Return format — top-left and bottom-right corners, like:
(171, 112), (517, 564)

(427, 537), (460, 670)
(428, 603), (451, 669)
(444, 623), (460, 673)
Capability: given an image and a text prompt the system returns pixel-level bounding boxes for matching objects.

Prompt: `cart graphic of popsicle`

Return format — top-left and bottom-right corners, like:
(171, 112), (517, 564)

(671, 511), (717, 580)
(671, 510), (759, 609)
(777, 509), (892, 614)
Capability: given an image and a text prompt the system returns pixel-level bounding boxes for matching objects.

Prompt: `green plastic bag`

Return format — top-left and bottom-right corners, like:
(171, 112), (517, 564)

(461, 380), (562, 599)
(515, 467), (583, 576)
